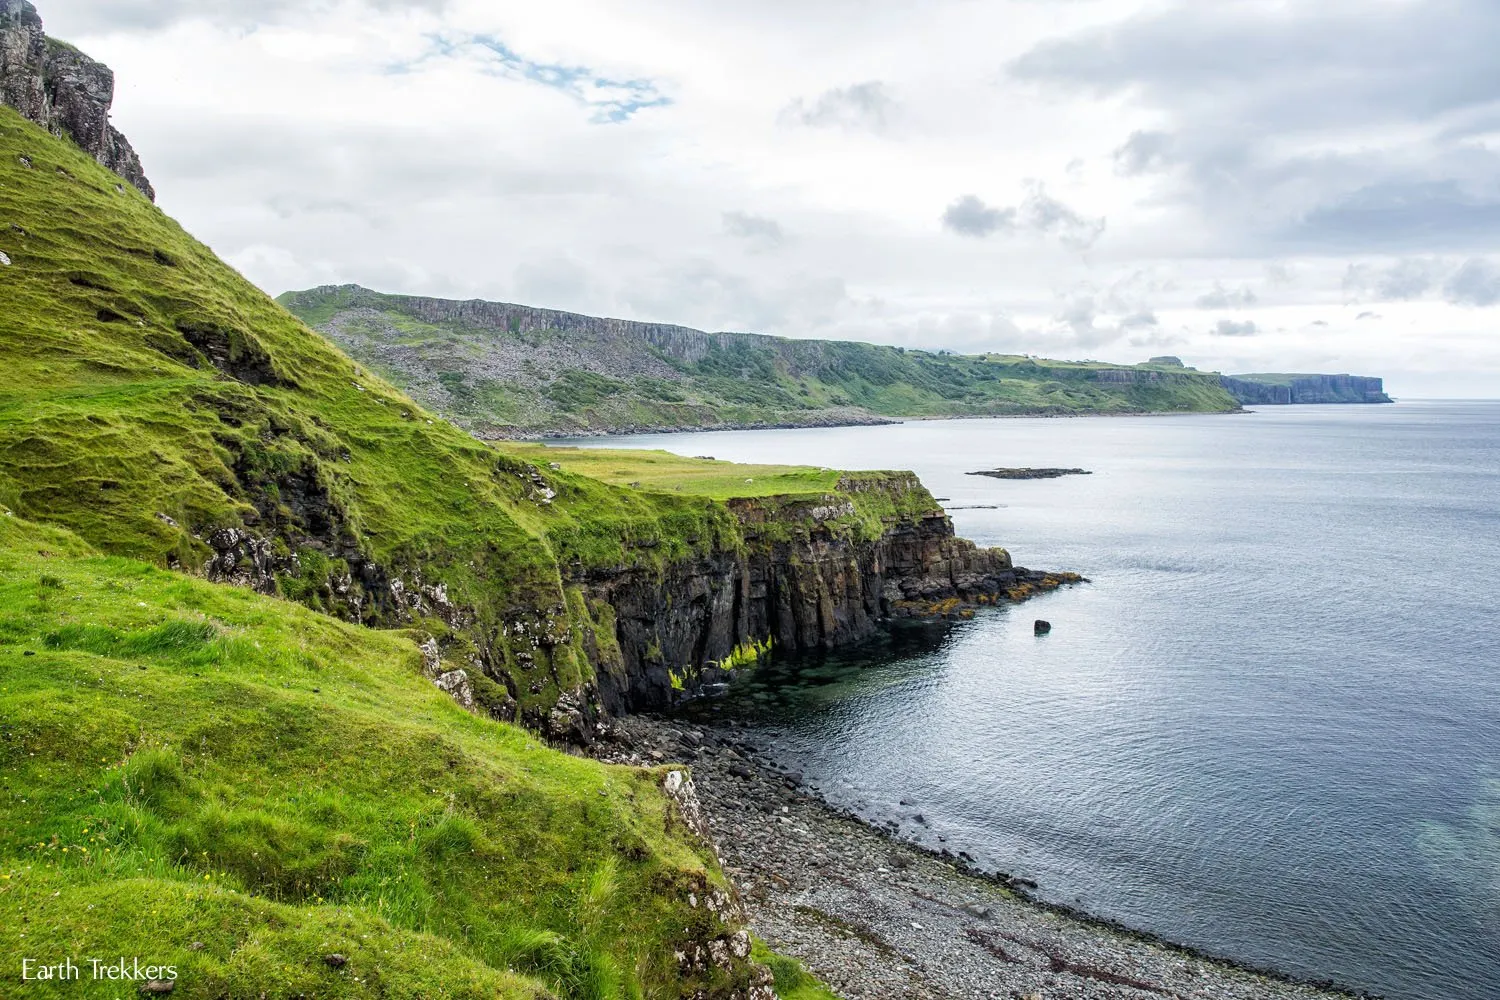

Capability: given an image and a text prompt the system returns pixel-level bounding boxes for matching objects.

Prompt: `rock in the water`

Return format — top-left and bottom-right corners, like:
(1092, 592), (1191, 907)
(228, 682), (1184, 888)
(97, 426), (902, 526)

(1034, 620), (1052, 635)
(967, 468), (1091, 480)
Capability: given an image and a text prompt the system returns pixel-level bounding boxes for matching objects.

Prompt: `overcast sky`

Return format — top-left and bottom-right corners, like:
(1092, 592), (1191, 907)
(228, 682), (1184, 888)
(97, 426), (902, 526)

(44, 0), (1500, 395)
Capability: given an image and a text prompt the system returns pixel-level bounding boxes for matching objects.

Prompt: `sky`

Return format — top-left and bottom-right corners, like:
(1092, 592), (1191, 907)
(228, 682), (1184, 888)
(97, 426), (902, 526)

(41, 0), (1500, 396)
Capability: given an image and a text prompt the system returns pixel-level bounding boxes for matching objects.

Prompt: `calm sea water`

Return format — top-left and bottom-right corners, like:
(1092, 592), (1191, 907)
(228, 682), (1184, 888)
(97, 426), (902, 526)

(570, 403), (1500, 1000)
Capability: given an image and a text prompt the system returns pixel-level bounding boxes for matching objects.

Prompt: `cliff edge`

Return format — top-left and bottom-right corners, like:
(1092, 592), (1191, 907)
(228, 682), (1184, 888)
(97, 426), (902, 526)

(0, 0), (153, 199)
(1222, 373), (1393, 405)
(278, 285), (1243, 438)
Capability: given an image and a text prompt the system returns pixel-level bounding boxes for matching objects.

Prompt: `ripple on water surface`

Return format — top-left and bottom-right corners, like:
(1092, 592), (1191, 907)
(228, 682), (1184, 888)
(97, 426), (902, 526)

(584, 403), (1500, 1000)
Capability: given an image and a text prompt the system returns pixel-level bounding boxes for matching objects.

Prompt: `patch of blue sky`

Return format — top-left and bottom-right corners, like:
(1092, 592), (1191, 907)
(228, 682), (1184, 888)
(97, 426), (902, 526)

(389, 34), (669, 123)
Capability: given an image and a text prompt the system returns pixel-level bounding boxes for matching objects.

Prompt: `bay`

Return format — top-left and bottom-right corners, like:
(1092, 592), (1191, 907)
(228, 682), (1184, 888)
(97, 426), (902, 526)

(567, 401), (1500, 1000)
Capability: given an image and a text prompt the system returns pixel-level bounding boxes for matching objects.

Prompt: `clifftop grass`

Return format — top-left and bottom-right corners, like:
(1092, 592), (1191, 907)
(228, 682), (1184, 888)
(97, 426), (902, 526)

(505, 446), (844, 501)
(0, 514), (761, 998)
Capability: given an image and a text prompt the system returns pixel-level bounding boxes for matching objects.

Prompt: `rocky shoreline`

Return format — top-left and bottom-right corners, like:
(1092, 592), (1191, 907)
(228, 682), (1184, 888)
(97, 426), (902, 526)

(592, 714), (1364, 1000)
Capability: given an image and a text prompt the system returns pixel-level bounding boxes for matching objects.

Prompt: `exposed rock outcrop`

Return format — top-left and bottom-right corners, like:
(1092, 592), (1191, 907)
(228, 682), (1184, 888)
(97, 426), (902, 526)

(0, 0), (153, 198)
(582, 474), (1077, 715)
(1222, 373), (1392, 405)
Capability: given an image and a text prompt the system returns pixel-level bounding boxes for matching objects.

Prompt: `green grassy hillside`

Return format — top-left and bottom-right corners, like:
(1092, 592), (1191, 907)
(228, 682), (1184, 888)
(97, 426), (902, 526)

(0, 101), (854, 999)
(277, 285), (1241, 438)
(0, 513), (773, 998)
(0, 106), (934, 729)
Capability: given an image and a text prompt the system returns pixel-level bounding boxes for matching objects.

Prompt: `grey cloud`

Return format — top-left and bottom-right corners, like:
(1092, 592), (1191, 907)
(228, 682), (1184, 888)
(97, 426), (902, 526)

(722, 211), (786, 247)
(1291, 177), (1500, 252)
(941, 187), (1104, 249)
(782, 81), (894, 131)
(1211, 319), (1258, 338)
(621, 260), (847, 334)
(1010, 1), (1500, 254)
(1114, 130), (1174, 176)
(1343, 257), (1442, 301)
(1049, 287), (1151, 347)
(513, 257), (596, 311)
(1010, 2), (1500, 132)
(1195, 283), (1257, 309)
(942, 195), (1015, 238)
(1020, 186), (1106, 250)
(1264, 262), (1297, 286)
(1444, 258), (1500, 307)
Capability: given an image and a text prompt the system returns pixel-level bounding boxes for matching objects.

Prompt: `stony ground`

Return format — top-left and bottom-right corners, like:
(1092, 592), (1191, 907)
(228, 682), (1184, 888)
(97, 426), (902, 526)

(593, 715), (1360, 1000)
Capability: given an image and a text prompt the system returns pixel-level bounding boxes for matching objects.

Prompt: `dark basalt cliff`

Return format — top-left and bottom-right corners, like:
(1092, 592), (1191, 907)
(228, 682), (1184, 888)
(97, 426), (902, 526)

(582, 477), (1061, 720)
(1222, 373), (1393, 405)
(0, 0), (153, 198)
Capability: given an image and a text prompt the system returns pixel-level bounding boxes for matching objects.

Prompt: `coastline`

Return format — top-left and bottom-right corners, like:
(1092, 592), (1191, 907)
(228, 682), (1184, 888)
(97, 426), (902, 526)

(592, 714), (1368, 1000)
(480, 407), (1250, 442)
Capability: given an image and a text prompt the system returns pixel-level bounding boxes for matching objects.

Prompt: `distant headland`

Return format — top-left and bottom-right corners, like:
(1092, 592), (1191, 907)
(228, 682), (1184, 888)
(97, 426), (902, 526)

(1148, 358), (1393, 405)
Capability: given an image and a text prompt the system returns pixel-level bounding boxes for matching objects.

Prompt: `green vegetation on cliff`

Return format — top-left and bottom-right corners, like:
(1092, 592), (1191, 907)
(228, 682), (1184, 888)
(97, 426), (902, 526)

(0, 514), (765, 998)
(277, 285), (1241, 438)
(0, 106), (915, 726)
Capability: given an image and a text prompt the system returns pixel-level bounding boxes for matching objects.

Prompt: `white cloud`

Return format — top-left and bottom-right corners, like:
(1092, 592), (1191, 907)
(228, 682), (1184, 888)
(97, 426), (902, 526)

(43, 0), (1500, 394)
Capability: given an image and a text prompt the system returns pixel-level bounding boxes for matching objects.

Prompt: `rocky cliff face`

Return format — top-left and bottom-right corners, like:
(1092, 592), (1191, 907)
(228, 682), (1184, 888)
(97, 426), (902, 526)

(0, 0), (153, 199)
(577, 475), (1070, 721)
(1222, 374), (1392, 405)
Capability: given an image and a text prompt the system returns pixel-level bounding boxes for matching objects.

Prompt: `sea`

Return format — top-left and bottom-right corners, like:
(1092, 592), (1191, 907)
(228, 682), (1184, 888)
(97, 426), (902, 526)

(566, 401), (1500, 1000)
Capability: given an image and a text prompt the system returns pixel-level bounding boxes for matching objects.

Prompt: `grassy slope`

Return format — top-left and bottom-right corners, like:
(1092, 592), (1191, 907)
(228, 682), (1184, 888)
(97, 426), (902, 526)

(504, 446), (844, 501)
(750, 940), (840, 1000)
(1230, 373), (1322, 386)
(0, 514), (766, 999)
(0, 107), (925, 723)
(278, 286), (1241, 437)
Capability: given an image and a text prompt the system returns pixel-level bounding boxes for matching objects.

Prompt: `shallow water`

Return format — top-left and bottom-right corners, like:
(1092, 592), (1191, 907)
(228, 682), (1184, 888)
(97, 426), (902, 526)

(569, 402), (1500, 1000)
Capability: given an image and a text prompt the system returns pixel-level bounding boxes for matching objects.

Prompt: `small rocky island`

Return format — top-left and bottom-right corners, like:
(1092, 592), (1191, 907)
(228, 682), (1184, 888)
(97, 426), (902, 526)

(967, 468), (1093, 480)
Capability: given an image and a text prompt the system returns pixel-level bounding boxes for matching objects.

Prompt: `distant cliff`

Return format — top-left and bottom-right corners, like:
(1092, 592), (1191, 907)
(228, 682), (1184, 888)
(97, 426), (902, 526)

(0, 0), (153, 199)
(1222, 373), (1393, 405)
(279, 284), (1242, 437)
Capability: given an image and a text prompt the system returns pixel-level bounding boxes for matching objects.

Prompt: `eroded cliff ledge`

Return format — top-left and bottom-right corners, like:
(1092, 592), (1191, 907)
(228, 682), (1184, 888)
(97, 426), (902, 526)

(0, 0), (153, 198)
(580, 474), (1073, 721)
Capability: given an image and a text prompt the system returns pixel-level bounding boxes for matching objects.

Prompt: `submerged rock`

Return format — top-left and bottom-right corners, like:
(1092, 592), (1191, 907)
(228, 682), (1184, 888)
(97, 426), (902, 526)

(1034, 620), (1052, 635)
